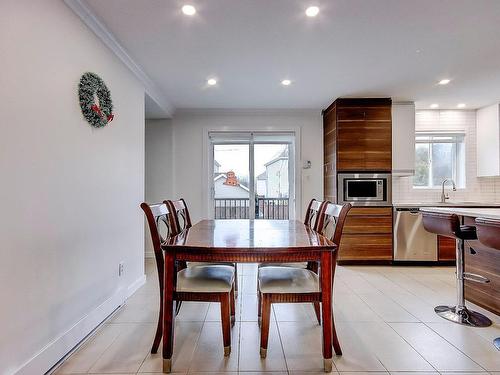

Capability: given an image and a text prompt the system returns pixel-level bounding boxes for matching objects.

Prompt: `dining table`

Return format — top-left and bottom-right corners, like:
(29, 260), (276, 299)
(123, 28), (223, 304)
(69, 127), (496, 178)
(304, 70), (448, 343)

(161, 219), (341, 373)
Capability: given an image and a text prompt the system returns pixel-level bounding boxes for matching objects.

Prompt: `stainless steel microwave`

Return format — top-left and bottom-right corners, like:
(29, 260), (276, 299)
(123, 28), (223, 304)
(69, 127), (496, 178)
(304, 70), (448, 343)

(337, 173), (392, 206)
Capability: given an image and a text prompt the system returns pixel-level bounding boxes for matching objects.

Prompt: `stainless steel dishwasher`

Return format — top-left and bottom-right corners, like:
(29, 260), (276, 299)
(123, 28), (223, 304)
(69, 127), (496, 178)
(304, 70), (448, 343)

(394, 207), (438, 261)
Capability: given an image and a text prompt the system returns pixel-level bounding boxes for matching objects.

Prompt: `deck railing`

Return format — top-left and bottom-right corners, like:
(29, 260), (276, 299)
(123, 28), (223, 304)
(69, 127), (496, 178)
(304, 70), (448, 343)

(214, 197), (289, 219)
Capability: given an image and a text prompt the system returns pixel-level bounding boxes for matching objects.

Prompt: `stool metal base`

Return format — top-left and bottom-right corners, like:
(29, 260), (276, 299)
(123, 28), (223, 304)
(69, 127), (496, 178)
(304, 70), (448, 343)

(435, 305), (492, 327)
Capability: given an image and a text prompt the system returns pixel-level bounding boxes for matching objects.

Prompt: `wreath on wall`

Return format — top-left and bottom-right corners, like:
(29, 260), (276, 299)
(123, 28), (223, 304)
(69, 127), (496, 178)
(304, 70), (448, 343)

(78, 72), (114, 128)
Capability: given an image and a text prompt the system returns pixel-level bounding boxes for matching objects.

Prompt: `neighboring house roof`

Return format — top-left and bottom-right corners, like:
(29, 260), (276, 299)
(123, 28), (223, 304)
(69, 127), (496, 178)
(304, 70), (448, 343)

(256, 171), (267, 180)
(214, 173), (249, 192)
(264, 148), (289, 167)
(214, 160), (221, 167)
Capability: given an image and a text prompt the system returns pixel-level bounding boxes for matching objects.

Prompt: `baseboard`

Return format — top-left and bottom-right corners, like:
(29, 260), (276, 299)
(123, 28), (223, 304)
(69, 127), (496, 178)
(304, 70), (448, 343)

(14, 274), (146, 375)
(127, 274), (147, 298)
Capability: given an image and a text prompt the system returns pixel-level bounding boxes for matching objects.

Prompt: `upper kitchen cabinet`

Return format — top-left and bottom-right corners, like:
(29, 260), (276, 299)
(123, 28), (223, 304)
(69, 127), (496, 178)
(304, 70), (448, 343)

(392, 102), (416, 176)
(323, 98), (392, 173)
(477, 103), (500, 176)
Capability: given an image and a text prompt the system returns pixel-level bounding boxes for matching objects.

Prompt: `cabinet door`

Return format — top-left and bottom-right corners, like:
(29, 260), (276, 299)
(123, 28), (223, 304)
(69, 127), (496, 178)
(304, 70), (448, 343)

(337, 120), (392, 171)
(339, 207), (393, 261)
(477, 103), (500, 176)
(392, 103), (415, 176)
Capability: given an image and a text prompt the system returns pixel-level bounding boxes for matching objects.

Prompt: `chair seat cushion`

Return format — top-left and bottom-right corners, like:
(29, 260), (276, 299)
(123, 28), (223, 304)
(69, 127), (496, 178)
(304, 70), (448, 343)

(258, 266), (319, 294)
(177, 265), (235, 293)
(259, 262), (308, 268)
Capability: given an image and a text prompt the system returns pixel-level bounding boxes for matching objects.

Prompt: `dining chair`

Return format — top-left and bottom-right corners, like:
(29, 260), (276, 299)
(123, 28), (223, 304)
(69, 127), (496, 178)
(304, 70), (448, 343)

(141, 202), (236, 357)
(259, 199), (324, 270)
(257, 201), (351, 359)
(258, 198), (325, 322)
(166, 198), (239, 295)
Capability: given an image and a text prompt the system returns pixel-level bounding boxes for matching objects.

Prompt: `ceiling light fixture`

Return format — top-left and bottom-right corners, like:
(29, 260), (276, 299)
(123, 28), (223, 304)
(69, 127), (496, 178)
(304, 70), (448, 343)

(457, 103), (466, 109)
(207, 78), (217, 86)
(281, 79), (292, 86)
(430, 103), (439, 109)
(181, 4), (196, 16)
(438, 79), (451, 85)
(305, 6), (320, 17)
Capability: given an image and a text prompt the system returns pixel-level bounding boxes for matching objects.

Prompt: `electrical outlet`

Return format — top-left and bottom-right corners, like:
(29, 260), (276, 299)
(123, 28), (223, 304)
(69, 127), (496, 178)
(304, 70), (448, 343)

(118, 261), (125, 276)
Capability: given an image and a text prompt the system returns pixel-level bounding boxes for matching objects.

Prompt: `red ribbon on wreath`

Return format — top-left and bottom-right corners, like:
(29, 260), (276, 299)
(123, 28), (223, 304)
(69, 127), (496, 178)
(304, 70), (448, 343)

(91, 104), (114, 124)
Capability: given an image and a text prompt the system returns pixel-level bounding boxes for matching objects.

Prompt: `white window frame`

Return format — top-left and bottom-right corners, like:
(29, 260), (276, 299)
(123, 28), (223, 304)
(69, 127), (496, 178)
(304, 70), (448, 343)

(203, 129), (300, 220)
(413, 132), (466, 189)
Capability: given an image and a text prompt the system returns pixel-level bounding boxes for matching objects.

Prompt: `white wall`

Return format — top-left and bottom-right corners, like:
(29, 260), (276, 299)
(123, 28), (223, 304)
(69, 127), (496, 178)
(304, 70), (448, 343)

(0, 1), (145, 373)
(393, 110), (500, 202)
(171, 110), (323, 222)
(145, 119), (173, 257)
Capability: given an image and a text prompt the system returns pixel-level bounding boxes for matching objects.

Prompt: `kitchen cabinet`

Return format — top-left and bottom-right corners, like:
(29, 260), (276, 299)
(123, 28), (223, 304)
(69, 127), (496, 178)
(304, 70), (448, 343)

(323, 98), (392, 174)
(438, 235), (456, 261)
(323, 98), (393, 264)
(392, 102), (415, 176)
(338, 207), (393, 263)
(477, 103), (500, 176)
(465, 239), (500, 315)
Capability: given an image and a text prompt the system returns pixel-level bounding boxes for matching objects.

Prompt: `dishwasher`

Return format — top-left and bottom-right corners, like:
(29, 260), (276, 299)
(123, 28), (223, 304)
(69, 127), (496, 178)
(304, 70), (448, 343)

(394, 207), (438, 261)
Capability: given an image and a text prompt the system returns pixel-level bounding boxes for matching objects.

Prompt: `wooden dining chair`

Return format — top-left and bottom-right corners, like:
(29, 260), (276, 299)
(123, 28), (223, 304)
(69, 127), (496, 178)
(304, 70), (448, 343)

(258, 198), (325, 322)
(141, 202), (236, 358)
(166, 198), (239, 294)
(257, 201), (351, 359)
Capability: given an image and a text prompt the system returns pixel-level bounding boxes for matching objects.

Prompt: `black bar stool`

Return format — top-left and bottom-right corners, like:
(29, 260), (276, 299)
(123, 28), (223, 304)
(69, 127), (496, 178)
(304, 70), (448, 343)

(421, 211), (492, 327)
(475, 217), (500, 349)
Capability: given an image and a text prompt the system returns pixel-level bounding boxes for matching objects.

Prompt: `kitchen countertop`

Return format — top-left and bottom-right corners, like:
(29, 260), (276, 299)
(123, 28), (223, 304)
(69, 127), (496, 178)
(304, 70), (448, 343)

(393, 201), (500, 208)
(420, 206), (500, 220)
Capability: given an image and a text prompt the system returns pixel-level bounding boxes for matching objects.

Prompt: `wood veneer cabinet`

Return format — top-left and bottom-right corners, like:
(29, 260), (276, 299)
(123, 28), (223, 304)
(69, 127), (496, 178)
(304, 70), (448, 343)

(323, 98), (392, 175)
(465, 240), (500, 315)
(338, 207), (393, 262)
(323, 98), (393, 263)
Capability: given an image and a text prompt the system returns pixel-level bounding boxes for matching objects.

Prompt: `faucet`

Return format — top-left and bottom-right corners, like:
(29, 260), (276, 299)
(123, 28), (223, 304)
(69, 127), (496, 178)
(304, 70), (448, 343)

(440, 179), (457, 203)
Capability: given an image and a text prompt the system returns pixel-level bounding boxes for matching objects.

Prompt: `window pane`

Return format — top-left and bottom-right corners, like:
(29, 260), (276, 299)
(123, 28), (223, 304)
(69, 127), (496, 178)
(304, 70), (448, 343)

(431, 142), (453, 186)
(414, 143), (430, 186)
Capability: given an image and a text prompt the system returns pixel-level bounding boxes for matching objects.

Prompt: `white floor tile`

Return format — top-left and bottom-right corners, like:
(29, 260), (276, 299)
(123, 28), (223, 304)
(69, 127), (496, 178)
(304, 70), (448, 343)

(390, 323), (485, 372)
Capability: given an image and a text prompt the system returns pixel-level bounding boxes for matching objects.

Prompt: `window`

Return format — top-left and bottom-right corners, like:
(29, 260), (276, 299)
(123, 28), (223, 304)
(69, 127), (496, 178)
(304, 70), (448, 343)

(414, 133), (465, 188)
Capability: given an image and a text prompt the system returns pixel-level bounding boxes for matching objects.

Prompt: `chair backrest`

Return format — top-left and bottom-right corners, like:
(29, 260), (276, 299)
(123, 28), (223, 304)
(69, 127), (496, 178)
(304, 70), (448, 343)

(475, 217), (500, 249)
(304, 199), (324, 231)
(166, 198), (192, 234)
(316, 202), (352, 246)
(140, 202), (176, 273)
(421, 211), (460, 238)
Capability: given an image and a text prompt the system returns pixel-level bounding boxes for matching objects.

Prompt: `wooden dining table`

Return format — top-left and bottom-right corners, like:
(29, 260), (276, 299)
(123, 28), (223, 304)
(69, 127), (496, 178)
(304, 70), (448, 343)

(161, 219), (341, 373)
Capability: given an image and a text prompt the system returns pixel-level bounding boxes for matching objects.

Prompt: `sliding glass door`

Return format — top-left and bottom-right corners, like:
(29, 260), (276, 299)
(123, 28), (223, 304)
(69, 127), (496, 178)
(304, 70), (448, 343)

(210, 132), (295, 219)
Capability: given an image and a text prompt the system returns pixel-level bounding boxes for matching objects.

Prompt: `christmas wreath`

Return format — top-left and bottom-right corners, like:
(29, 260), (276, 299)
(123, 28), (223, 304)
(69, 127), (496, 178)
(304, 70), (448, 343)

(78, 72), (114, 128)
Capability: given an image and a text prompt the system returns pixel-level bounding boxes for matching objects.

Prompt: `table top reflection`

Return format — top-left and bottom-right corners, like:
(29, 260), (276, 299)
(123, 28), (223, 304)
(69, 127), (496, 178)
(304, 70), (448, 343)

(165, 219), (334, 251)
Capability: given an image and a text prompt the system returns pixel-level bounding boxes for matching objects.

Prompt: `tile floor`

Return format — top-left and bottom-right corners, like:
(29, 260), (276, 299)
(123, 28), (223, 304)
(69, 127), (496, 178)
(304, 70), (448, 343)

(54, 259), (500, 375)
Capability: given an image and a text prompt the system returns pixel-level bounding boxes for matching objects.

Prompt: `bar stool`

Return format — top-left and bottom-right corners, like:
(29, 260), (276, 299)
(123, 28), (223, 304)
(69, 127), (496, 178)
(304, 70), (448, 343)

(421, 211), (492, 327)
(475, 217), (500, 349)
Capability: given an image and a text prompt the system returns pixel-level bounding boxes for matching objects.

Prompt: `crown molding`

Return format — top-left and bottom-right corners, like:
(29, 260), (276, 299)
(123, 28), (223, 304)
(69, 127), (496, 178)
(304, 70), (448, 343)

(174, 108), (322, 116)
(64, 0), (175, 117)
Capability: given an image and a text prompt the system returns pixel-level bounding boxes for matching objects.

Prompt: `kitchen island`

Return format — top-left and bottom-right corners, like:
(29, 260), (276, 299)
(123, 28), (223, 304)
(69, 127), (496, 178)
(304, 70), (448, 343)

(421, 207), (500, 315)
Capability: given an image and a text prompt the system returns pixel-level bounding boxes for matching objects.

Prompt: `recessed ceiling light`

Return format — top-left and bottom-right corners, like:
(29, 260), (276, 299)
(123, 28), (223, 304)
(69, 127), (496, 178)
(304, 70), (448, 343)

(305, 6), (320, 17)
(181, 4), (196, 16)
(430, 103), (439, 109)
(281, 79), (292, 86)
(438, 79), (451, 85)
(457, 103), (466, 109)
(207, 78), (217, 86)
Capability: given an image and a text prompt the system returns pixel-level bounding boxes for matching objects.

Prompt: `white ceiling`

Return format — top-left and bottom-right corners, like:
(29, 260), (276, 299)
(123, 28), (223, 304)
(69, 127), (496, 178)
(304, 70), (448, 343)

(84, 0), (500, 114)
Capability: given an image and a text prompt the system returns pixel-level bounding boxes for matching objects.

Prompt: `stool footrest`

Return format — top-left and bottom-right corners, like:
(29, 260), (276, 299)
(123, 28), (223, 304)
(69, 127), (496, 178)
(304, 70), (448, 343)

(463, 272), (490, 284)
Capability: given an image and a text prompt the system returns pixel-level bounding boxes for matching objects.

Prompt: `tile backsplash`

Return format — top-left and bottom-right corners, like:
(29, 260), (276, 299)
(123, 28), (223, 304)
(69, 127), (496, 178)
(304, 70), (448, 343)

(393, 109), (500, 203)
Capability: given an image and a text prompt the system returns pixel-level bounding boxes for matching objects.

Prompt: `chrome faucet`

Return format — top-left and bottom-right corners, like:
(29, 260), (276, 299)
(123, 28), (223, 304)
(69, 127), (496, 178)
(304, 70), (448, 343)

(440, 179), (457, 203)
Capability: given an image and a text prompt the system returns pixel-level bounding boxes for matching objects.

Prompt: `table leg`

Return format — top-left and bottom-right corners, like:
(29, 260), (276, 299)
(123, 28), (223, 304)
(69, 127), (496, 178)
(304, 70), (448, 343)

(162, 253), (176, 373)
(320, 251), (333, 372)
